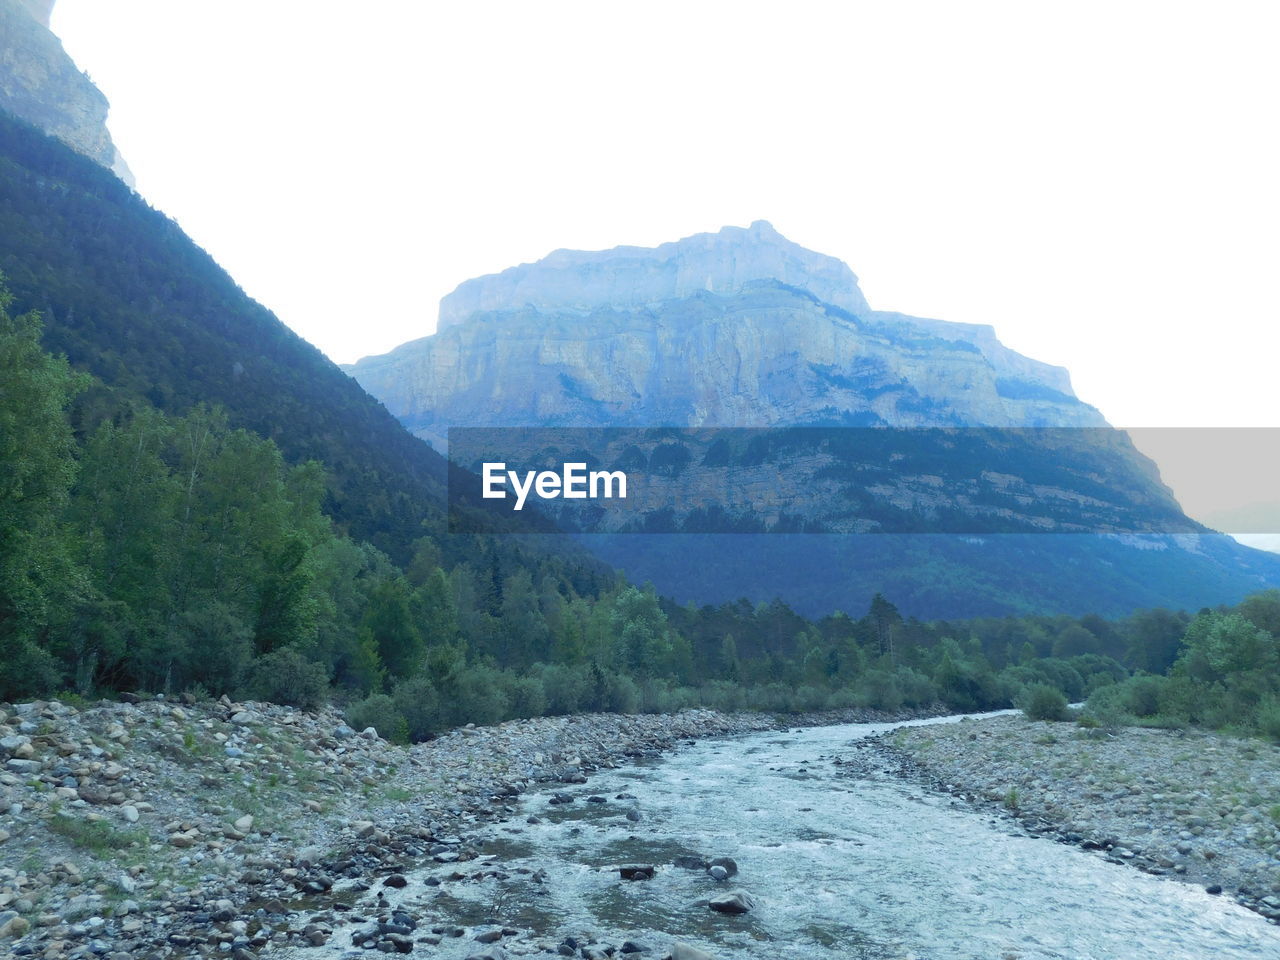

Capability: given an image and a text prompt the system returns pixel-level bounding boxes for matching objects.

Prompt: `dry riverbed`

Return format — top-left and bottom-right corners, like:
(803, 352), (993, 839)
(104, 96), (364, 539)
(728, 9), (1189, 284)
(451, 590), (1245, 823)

(871, 713), (1280, 924)
(0, 695), (933, 959)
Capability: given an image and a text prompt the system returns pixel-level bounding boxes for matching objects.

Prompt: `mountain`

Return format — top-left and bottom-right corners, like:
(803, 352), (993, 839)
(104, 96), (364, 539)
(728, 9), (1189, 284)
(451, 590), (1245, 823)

(0, 106), (619, 609)
(347, 223), (1280, 617)
(351, 221), (1099, 450)
(0, 0), (133, 185)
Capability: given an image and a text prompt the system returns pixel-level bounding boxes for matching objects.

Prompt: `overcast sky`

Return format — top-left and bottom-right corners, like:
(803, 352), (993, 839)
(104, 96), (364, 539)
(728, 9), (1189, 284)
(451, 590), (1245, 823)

(50, 1), (1280, 535)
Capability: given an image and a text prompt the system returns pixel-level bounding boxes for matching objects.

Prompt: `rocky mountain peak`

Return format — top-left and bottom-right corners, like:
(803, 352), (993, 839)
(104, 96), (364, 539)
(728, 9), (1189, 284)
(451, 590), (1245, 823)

(16, 0), (52, 27)
(0, 0), (134, 185)
(437, 220), (871, 330)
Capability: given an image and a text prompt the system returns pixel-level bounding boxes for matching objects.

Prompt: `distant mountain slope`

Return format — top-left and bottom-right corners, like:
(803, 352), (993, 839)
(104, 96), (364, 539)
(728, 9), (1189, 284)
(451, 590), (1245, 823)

(0, 109), (460, 566)
(346, 222), (1280, 617)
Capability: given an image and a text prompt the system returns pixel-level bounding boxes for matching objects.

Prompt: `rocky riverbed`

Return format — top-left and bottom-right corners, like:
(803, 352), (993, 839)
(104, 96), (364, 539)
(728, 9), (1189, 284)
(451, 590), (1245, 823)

(870, 713), (1280, 924)
(0, 695), (931, 959)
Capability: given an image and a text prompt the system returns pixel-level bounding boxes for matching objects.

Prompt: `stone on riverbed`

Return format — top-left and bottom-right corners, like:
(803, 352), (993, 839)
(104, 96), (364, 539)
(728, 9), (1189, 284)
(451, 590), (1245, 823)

(620, 864), (656, 880)
(708, 890), (756, 914)
(673, 855), (708, 870)
(707, 856), (738, 878)
(669, 943), (716, 960)
(0, 911), (32, 938)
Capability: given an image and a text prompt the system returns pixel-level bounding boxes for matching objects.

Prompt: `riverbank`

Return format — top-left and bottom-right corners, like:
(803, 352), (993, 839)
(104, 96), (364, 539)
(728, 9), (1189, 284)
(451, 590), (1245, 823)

(871, 713), (1280, 923)
(0, 695), (930, 957)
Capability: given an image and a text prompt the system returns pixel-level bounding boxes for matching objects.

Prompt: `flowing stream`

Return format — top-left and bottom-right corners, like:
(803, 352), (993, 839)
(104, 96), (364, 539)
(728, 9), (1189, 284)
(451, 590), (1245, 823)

(304, 713), (1280, 959)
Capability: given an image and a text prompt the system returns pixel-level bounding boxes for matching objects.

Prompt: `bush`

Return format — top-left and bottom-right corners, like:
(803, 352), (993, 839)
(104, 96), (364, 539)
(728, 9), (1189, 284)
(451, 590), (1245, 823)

(1080, 696), (1127, 735)
(825, 686), (861, 711)
(538, 663), (589, 715)
(792, 684), (829, 712)
(1019, 684), (1068, 721)
(346, 693), (408, 743)
(752, 682), (802, 713)
(854, 670), (903, 712)
(1255, 697), (1280, 742)
(638, 678), (697, 714)
(391, 675), (442, 741)
(507, 674), (548, 719)
(698, 680), (747, 713)
(440, 663), (510, 727)
(1118, 674), (1167, 717)
(611, 673), (642, 713)
(247, 647), (329, 709)
(895, 667), (938, 708)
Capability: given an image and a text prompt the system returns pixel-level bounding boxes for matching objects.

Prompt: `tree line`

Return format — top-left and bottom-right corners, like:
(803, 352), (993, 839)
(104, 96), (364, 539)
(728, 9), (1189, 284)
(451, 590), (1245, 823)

(6, 283), (1279, 743)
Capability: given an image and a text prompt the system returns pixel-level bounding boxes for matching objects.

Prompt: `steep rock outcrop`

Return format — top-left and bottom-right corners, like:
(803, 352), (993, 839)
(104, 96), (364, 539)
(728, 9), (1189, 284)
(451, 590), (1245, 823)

(0, 0), (133, 185)
(349, 222), (1098, 450)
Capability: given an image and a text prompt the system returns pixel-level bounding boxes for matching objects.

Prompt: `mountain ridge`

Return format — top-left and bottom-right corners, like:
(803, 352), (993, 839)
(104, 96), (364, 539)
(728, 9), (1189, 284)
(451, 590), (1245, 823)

(345, 222), (1280, 617)
(346, 223), (1101, 452)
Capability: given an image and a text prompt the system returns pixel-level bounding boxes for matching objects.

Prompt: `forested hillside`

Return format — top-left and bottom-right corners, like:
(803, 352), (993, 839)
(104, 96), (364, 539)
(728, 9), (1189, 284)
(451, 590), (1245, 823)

(0, 108), (451, 565)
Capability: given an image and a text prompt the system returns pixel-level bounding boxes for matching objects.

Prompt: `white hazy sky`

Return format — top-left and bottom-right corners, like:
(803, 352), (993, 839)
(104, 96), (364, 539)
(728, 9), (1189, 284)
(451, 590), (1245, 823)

(49, 1), (1280, 530)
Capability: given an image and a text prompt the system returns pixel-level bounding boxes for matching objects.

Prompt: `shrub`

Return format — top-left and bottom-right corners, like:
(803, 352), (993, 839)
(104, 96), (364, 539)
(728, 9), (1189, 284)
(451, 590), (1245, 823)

(752, 682), (802, 713)
(895, 667), (938, 708)
(825, 686), (861, 711)
(1255, 697), (1280, 742)
(1019, 684), (1068, 721)
(699, 680), (747, 713)
(346, 693), (408, 743)
(538, 663), (589, 715)
(592, 668), (640, 714)
(637, 678), (697, 714)
(440, 663), (510, 727)
(1118, 674), (1166, 717)
(248, 647), (329, 709)
(1080, 696), (1127, 735)
(391, 675), (442, 741)
(856, 670), (904, 712)
(793, 684), (829, 712)
(507, 674), (548, 719)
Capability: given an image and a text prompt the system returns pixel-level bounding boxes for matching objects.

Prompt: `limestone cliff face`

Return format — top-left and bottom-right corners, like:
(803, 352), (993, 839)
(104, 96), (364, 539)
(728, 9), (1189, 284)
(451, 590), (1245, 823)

(0, 0), (134, 186)
(347, 222), (1102, 449)
(438, 220), (871, 329)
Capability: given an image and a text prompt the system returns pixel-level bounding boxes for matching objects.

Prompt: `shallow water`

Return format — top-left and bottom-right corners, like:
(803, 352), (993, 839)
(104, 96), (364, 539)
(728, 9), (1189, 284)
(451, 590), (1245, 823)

(294, 712), (1280, 959)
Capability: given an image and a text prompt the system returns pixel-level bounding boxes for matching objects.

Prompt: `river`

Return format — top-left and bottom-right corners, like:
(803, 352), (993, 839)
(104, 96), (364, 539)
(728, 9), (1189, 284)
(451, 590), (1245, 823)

(291, 712), (1280, 959)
